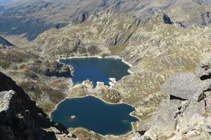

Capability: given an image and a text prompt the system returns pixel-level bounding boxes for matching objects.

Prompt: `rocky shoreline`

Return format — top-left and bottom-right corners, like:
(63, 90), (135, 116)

(57, 55), (134, 72)
(49, 81), (141, 137)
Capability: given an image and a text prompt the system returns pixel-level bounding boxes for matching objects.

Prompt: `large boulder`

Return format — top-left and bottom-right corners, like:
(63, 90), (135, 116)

(137, 100), (181, 138)
(161, 72), (211, 101)
(195, 63), (210, 79)
(138, 63), (211, 139)
(195, 59), (211, 80)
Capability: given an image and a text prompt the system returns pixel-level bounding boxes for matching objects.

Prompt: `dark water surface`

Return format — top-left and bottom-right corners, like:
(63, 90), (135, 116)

(51, 96), (138, 135)
(60, 58), (130, 87)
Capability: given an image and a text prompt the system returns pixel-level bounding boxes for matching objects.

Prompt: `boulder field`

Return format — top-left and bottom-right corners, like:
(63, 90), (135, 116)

(136, 58), (211, 140)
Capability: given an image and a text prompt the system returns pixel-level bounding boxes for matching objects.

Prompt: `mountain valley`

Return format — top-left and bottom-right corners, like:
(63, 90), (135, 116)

(1, 0), (211, 139)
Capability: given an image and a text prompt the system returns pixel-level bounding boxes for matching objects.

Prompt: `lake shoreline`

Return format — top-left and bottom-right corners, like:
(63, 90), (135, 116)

(49, 88), (141, 137)
(57, 55), (134, 74)
(51, 55), (139, 137)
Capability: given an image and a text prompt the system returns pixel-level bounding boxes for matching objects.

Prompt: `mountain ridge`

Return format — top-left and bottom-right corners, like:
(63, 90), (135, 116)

(1, 0), (211, 43)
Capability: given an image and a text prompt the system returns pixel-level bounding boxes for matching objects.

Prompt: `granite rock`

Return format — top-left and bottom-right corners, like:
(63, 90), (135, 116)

(0, 72), (75, 140)
(137, 62), (211, 139)
(161, 72), (211, 101)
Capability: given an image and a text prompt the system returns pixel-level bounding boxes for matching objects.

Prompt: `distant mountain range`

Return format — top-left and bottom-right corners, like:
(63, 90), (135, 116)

(0, 0), (15, 5)
(1, 0), (211, 42)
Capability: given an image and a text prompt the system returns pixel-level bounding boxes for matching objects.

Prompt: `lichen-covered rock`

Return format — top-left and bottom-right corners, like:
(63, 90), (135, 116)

(137, 100), (181, 138)
(195, 58), (211, 80)
(161, 72), (211, 101)
(195, 63), (210, 79)
(137, 62), (211, 140)
(0, 90), (15, 112)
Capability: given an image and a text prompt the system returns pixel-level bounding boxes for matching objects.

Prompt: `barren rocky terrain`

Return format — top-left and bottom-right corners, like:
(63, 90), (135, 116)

(1, 0), (211, 44)
(22, 9), (211, 139)
(1, 0), (211, 139)
(0, 43), (74, 114)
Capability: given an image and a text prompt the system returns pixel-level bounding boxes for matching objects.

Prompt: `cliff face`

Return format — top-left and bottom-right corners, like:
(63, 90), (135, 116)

(0, 72), (76, 140)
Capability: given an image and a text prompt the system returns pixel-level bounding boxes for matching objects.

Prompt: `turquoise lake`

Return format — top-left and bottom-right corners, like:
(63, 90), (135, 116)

(60, 58), (130, 87)
(51, 96), (138, 135)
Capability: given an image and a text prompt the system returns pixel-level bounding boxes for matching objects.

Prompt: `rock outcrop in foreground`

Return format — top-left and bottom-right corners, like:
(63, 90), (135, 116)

(137, 59), (211, 140)
(0, 72), (76, 140)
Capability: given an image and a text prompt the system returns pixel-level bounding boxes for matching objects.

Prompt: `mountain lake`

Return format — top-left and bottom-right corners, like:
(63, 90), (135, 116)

(60, 57), (130, 87)
(52, 58), (138, 135)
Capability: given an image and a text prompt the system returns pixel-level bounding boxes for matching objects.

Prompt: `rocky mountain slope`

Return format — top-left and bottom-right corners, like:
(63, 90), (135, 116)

(0, 40), (74, 114)
(1, 0), (211, 44)
(1, 1), (211, 139)
(23, 10), (211, 139)
(0, 72), (76, 140)
(136, 59), (211, 140)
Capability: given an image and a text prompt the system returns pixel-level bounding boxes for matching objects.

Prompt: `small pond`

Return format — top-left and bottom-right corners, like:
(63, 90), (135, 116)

(60, 58), (130, 87)
(51, 96), (138, 135)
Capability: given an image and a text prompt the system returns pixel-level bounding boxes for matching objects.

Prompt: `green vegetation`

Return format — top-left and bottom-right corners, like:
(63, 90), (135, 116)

(87, 46), (101, 55)
(21, 69), (39, 79)
(40, 85), (65, 104)
(19, 81), (42, 100)
(49, 80), (68, 90)
(0, 60), (11, 69)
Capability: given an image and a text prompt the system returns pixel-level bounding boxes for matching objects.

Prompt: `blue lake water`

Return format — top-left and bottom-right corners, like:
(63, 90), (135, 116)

(60, 58), (130, 87)
(51, 96), (138, 135)
(53, 58), (137, 135)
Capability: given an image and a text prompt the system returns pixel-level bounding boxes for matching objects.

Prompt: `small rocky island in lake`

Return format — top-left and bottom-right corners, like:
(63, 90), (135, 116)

(51, 96), (138, 135)
(71, 115), (76, 119)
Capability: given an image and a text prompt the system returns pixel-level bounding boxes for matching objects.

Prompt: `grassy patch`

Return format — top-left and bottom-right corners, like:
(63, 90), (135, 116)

(49, 80), (68, 90)
(40, 85), (65, 104)
(18, 81), (42, 99)
(38, 103), (55, 114)
(0, 60), (11, 69)
(97, 25), (103, 34)
(20, 69), (39, 79)
(87, 46), (101, 55)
